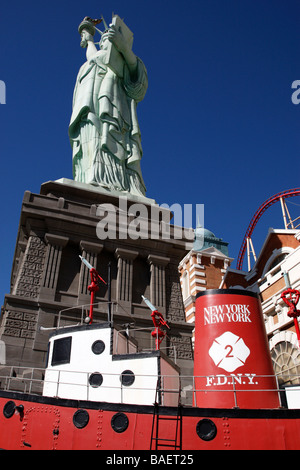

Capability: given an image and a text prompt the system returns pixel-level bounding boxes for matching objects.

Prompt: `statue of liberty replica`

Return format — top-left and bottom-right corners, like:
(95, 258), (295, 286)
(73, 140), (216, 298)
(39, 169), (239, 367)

(69, 15), (148, 196)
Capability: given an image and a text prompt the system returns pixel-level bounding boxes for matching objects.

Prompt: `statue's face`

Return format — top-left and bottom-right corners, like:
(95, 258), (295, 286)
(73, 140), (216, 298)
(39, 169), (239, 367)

(80, 29), (93, 47)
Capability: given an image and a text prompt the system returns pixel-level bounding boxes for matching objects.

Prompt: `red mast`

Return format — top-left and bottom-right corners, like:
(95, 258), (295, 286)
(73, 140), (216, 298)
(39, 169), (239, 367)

(79, 256), (106, 324)
(142, 295), (170, 350)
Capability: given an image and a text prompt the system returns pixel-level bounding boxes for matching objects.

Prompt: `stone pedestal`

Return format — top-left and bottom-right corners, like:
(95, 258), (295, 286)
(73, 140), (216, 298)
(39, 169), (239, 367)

(1, 179), (194, 375)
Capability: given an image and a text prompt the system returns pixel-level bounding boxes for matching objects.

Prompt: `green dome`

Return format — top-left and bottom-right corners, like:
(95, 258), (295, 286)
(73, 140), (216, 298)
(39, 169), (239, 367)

(202, 228), (216, 238)
(195, 226), (216, 239)
(193, 225), (229, 256)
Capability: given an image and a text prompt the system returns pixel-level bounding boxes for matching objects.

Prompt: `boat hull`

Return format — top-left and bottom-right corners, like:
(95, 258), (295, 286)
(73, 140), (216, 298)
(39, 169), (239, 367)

(0, 391), (300, 450)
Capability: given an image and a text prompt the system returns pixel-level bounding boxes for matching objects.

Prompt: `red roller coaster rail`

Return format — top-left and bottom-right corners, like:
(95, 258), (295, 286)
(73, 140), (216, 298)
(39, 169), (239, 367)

(236, 188), (300, 270)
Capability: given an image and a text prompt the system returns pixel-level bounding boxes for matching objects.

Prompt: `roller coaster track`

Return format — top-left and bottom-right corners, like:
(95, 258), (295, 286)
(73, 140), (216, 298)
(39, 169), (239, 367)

(236, 188), (300, 270)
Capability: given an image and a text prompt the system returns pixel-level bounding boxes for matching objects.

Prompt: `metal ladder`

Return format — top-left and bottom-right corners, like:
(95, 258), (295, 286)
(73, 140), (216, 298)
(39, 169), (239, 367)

(150, 379), (182, 450)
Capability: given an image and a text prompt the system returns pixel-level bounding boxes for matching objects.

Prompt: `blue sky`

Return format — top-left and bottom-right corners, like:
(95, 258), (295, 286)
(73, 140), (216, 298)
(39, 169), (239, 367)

(0, 0), (300, 304)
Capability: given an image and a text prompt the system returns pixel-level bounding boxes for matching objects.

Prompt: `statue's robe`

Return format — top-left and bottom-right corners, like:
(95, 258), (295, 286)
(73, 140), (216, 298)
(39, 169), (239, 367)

(69, 48), (148, 195)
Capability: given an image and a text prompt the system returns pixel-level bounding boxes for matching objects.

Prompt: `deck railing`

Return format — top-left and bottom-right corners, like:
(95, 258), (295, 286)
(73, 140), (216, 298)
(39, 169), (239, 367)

(0, 366), (299, 408)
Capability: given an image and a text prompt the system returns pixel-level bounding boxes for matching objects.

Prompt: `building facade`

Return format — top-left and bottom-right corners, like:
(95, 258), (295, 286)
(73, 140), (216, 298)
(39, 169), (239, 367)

(178, 227), (232, 344)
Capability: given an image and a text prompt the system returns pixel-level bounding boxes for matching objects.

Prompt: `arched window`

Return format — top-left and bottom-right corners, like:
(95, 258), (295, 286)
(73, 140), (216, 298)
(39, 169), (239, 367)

(268, 253), (288, 271)
(262, 248), (292, 278)
(271, 341), (300, 386)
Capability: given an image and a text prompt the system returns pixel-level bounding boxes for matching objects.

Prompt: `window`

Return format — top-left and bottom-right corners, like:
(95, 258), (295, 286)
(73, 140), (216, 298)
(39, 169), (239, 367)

(91, 340), (105, 355)
(89, 372), (103, 387)
(262, 249), (292, 278)
(51, 336), (72, 366)
(271, 341), (300, 386)
(120, 370), (135, 386)
(268, 253), (288, 272)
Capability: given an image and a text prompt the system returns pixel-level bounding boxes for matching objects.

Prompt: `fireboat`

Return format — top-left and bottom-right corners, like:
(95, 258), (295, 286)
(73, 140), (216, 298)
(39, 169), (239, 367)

(0, 257), (300, 450)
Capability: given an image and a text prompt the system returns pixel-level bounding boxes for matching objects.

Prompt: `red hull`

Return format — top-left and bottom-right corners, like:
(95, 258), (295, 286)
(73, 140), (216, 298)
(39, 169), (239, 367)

(1, 391), (300, 450)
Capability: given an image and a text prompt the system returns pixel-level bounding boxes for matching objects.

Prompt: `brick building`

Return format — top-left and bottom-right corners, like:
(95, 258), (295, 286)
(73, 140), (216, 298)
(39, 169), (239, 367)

(178, 226), (232, 344)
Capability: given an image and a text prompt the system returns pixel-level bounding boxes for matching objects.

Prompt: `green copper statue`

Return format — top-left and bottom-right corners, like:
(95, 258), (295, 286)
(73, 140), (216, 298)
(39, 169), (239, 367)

(69, 15), (148, 196)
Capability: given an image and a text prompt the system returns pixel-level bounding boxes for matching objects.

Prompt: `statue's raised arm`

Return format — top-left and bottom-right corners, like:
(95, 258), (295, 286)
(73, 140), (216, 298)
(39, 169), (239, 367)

(69, 14), (148, 196)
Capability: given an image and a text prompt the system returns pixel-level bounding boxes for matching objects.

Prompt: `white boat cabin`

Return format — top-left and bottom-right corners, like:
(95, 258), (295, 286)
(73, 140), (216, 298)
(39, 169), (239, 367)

(43, 322), (180, 406)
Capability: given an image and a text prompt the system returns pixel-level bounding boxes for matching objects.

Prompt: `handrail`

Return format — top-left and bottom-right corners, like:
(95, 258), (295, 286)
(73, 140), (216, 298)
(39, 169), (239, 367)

(0, 366), (299, 408)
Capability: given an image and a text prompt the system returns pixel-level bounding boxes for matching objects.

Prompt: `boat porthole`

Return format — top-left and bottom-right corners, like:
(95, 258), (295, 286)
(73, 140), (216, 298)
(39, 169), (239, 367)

(111, 412), (129, 433)
(196, 419), (217, 441)
(3, 401), (16, 419)
(120, 370), (135, 386)
(89, 372), (103, 388)
(73, 409), (89, 429)
(91, 340), (105, 355)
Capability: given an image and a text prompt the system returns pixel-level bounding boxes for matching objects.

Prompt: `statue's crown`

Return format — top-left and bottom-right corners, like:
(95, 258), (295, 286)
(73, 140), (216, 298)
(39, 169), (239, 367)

(78, 17), (102, 36)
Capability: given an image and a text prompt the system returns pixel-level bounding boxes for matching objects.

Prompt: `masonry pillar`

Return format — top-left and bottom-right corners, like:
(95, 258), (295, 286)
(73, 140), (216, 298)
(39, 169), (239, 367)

(39, 234), (69, 300)
(147, 255), (170, 314)
(115, 248), (138, 313)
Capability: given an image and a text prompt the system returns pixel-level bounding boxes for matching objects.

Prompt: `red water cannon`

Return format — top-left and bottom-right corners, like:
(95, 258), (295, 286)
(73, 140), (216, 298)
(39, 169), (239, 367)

(281, 288), (300, 346)
(142, 296), (170, 350)
(281, 288), (300, 318)
(79, 256), (107, 324)
(151, 310), (170, 349)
